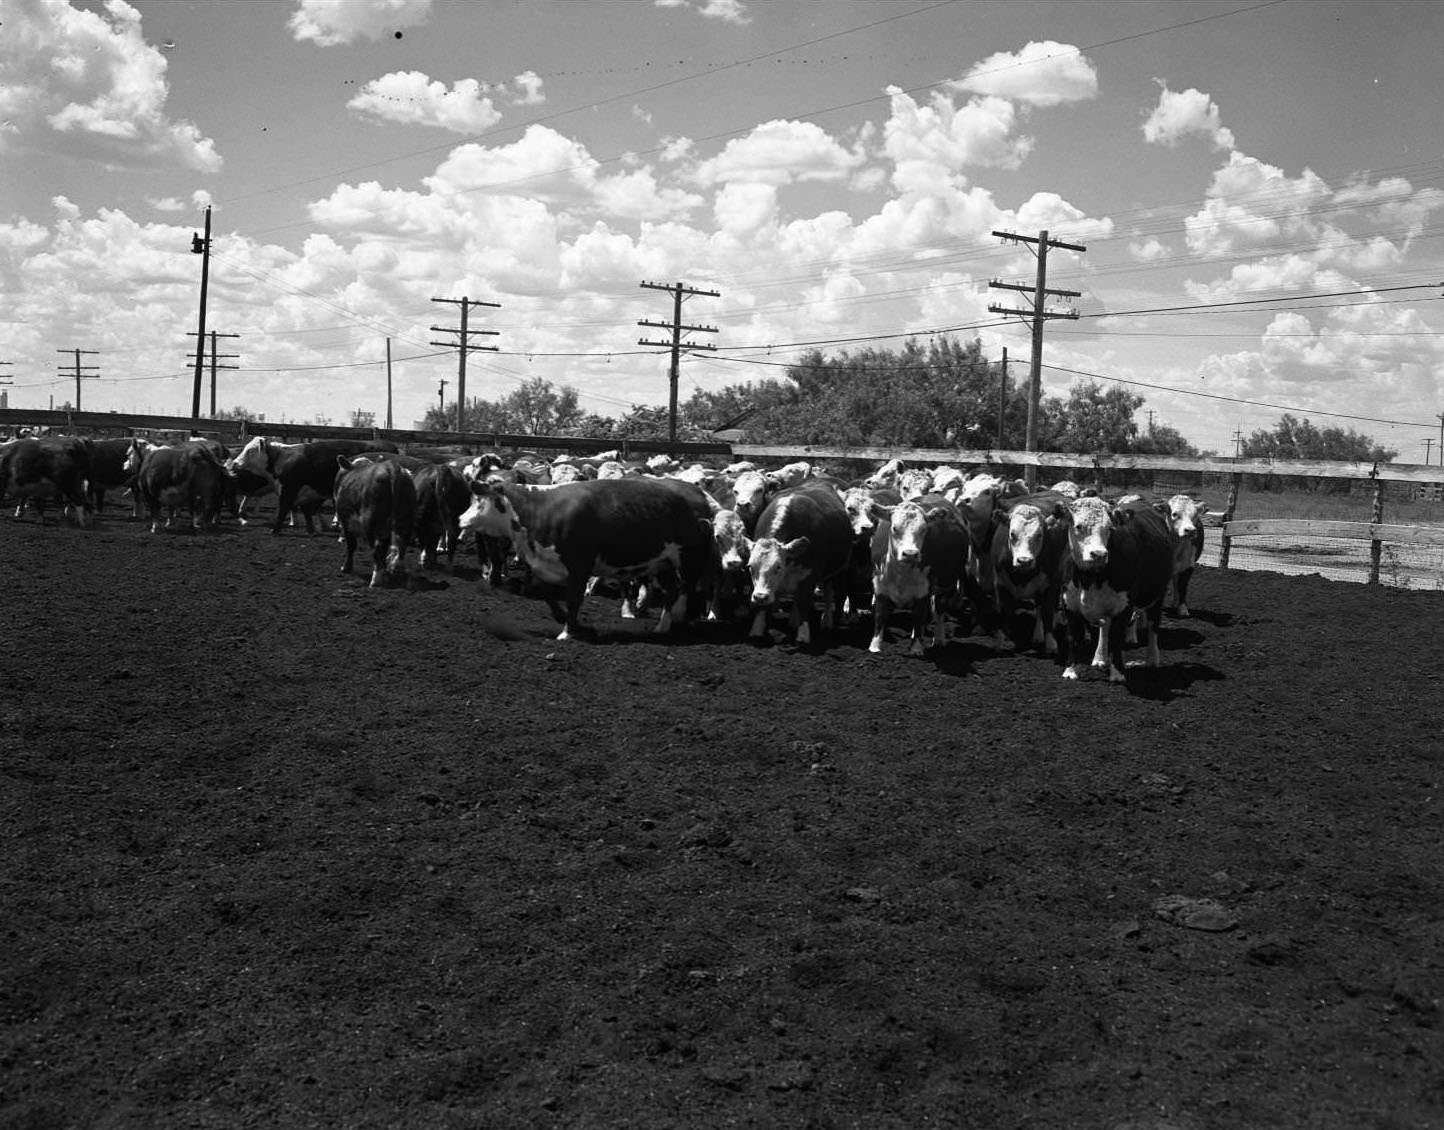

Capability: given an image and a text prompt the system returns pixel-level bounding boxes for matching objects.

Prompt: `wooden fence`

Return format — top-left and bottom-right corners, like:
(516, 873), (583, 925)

(6, 408), (1444, 586)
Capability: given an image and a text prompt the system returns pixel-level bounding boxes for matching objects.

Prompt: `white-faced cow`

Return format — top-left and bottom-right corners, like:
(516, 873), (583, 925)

(989, 491), (1071, 654)
(226, 436), (399, 534)
(1057, 495), (1176, 682)
(1165, 494), (1208, 617)
(333, 455), (418, 587)
(868, 493), (969, 655)
(705, 508), (752, 622)
(457, 477), (711, 641)
(0, 436), (93, 525)
(745, 481), (854, 646)
(135, 440), (228, 534)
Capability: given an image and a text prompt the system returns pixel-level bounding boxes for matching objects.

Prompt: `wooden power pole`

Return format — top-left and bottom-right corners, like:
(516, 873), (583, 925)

(430, 295), (499, 432)
(988, 229), (1085, 485)
(638, 280), (719, 444)
(56, 349), (99, 411)
(185, 330), (239, 417)
(189, 205), (212, 419)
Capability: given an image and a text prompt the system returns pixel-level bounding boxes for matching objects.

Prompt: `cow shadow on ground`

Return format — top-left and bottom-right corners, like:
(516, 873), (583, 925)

(1176, 608), (1234, 628)
(1119, 661), (1227, 702)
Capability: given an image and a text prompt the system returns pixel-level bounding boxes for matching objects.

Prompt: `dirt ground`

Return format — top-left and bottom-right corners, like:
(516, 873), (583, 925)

(2, 504), (1442, 1130)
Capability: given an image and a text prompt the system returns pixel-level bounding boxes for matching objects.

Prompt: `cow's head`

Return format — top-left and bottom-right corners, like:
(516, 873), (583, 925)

(839, 487), (892, 539)
(886, 500), (931, 565)
(1061, 495), (1113, 570)
(863, 458), (904, 491)
(1167, 493), (1206, 539)
(226, 436), (273, 481)
(747, 535), (810, 607)
(457, 478), (518, 540)
(930, 465), (966, 500)
(460, 452), (505, 483)
(897, 468), (934, 500)
(731, 470), (771, 524)
(999, 502), (1050, 573)
(711, 509), (752, 575)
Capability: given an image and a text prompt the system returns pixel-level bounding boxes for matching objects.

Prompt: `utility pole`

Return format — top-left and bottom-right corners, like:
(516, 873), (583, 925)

(988, 229), (1085, 486)
(1437, 412), (1443, 467)
(638, 280), (720, 444)
(995, 347), (1008, 450)
(437, 377), (448, 419)
(1233, 430), (1244, 459)
(385, 338), (394, 430)
(56, 349), (99, 411)
(1424, 438), (1435, 466)
(430, 295), (499, 432)
(189, 205), (212, 418)
(185, 330), (238, 417)
(0, 361), (12, 409)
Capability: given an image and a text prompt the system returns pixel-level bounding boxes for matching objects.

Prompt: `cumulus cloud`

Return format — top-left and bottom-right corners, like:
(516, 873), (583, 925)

(1142, 83), (1235, 150)
(693, 120), (866, 187)
(654, 0), (751, 24)
(0, 0), (220, 172)
(290, 0), (433, 46)
(348, 72), (502, 133)
(1129, 236), (1169, 262)
(883, 87), (1032, 195)
(953, 41), (1098, 107)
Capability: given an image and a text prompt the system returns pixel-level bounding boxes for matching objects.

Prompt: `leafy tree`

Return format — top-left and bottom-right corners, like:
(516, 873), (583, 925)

(1240, 414), (1396, 491)
(417, 378), (585, 434)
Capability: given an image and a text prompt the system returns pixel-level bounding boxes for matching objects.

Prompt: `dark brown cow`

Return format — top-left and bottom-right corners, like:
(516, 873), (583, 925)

(333, 456), (418, 587)
(135, 441), (228, 534)
(411, 462), (469, 568)
(0, 436), (94, 525)
(226, 436), (400, 534)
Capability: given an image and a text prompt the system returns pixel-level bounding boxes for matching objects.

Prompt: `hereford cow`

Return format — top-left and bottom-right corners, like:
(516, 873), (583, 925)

(135, 441), (228, 533)
(333, 455), (418, 587)
(868, 493), (969, 655)
(989, 492), (1071, 654)
(0, 436), (93, 525)
(1057, 495), (1176, 682)
(411, 462), (470, 569)
(1165, 494), (1208, 617)
(226, 436), (399, 534)
(85, 436), (148, 516)
(745, 481), (854, 646)
(457, 477), (711, 640)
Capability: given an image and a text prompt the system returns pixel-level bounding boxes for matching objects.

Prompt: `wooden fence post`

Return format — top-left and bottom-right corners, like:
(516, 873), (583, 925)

(1368, 464), (1384, 585)
(1219, 472), (1243, 570)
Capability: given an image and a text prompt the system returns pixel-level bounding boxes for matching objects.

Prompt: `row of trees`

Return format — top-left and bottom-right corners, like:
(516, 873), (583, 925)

(416, 336), (1204, 455)
(317, 334), (1391, 468)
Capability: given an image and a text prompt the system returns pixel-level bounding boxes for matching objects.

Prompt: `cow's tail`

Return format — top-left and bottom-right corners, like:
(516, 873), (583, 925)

(385, 465), (412, 578)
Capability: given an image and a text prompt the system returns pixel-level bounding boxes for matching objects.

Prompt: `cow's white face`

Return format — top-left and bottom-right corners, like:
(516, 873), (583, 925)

(747, 536), (809, 606)
(595, 461), (625, 480)
(1006, 504), (1047, 570)
(551, 463), (585, 484)
(864, 458), (904, 490)
(457, 481), (516, 540)
(886, 501), (929, 566)
(773, 461), (811, 489)
(731, 470), (769, 519)
(712, 510), (751, 574)
(1050, 479), (1081, 499)
(958, 472), (1003, 515)
(1167, 494), (1204, 539)
(123, 439), (155, 476)
(227, 436), (271, 479)
(897, 469), (933, 500)
(840, 487), (885, 538)
(1066, 496), (1113, 569)
(930, 466), (966, 497)
(461, 453), (505, 483)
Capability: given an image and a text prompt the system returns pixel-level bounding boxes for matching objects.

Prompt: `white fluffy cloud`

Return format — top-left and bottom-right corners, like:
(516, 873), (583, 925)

(654, 0), (751, 24)
(954, 41), (1098, 107)
(0, 0), (220, 172)
(693, 120), (866, 187)
(348, 72), (503, 133)
(1142, 84), (1235, 151)
(290, 0), (433, 46)
(883, 88), (1032, 195)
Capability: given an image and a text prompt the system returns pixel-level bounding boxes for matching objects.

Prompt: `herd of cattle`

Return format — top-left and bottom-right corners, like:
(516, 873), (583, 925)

(0, 432), (1209, 682)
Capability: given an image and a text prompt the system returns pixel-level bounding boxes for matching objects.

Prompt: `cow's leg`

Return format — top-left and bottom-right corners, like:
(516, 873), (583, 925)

(1105, 614), (1130, 683)
(1061, 606), (1090, 680)
(792, 580), (817, 646)
(929, 592), (949, 651)
(748, 605), (770, 641)
(1090, 616), (1112, 671)
(340, 530), (357, 575)
(869, 594), (893, 654)
(907, 596), (930, 656)
(1174, 568), (1194, 618)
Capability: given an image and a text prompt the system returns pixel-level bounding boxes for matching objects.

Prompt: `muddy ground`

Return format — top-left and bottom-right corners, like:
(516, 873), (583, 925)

(2, 506), (1442, 1130)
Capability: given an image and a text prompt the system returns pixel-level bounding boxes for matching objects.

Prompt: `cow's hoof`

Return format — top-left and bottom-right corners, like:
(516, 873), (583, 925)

(1062, 665), (1083, 680)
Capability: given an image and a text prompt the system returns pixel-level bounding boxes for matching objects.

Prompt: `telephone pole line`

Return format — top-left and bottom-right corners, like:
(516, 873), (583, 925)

(0, 361), (12, 407)
(989, 229), (1085, 485)
(437, 377), (448, 418)
(1424, 438), (1435, 466)
(995, 347), (1008, 450)
(385, 338), (394, 430)
(431, 295), (499, 431)
(56, 349), (99, 411)
(638, 280), (720, 444)
(189, 205), (213, 419)
(1436, 412), (1443, 467)
(185, 330), (239, 418)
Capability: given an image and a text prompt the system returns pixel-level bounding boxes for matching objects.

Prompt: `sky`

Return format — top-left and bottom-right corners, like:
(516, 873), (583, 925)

(3, 0), (1444, 460)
